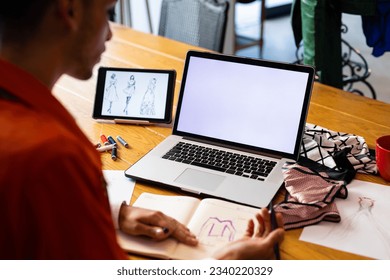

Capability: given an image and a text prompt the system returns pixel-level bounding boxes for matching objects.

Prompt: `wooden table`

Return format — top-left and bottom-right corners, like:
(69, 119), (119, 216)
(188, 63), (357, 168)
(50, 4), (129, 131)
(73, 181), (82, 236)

(53, 23), (390, 260)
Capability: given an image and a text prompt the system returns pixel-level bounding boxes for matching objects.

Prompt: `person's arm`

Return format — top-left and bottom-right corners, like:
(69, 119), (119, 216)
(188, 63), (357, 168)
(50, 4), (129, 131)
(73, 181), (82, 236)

(27, 143), (126, 259)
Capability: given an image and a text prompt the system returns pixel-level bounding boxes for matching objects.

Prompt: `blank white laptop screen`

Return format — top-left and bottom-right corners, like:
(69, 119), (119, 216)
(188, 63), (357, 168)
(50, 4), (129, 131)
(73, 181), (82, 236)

(176, 56), (310, 155)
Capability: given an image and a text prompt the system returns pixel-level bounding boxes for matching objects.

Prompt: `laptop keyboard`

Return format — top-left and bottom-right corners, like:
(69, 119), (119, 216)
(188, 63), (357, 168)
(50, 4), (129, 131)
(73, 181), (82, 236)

(162, 142), (277, 181)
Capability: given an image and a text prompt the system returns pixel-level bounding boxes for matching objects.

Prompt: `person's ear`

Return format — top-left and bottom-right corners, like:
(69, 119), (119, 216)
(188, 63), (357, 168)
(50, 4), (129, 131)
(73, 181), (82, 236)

(57, 0), (82, 31)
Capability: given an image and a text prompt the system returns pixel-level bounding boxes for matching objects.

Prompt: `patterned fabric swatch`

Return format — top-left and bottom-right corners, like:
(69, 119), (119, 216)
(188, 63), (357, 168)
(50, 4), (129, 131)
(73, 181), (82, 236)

(276, 161), (347, 230)
(301, 123), (377, 174)
(275, 123), (377, 230)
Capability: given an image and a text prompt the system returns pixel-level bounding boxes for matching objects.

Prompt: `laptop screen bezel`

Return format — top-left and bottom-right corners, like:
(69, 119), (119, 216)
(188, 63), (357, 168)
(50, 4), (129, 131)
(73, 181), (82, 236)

(172, 50), (315, 160)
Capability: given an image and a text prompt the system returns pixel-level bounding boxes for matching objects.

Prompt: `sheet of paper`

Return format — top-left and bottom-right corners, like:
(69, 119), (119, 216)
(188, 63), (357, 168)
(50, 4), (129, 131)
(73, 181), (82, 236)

(103, 170), (135, 207)
(300, 179), (390, 259)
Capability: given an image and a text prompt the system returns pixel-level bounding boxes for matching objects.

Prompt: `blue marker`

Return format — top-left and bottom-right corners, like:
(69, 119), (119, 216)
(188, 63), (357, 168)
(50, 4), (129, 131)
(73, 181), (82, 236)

(111, 146), (117, 161)
(107, 135), (117, 145)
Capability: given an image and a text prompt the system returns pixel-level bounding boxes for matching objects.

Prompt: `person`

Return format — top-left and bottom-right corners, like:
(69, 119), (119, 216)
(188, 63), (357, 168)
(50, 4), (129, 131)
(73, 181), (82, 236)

(0, 0), (284, 259)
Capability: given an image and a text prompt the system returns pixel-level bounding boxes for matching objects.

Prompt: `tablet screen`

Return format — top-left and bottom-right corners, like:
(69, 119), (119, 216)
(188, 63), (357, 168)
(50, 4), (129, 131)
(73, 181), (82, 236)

(93, 67), (175, 123)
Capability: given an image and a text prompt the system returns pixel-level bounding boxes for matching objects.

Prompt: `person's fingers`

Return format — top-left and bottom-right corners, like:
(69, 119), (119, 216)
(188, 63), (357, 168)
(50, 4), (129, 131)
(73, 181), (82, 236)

(254, 211), (266, 237)
(263, 207), (275, 236)
(170, 224), (198, 246)
(253, 208), (272, 237)
(136, 209), (173, 229)
(137, 210), (198, 245)
(264, 227), (285, 247)
(246, 207), (282, 239)
(212, 217), (285, 260)
(119, 206), (172, 235)
(120, 207), (197, 245)
(244, 218), (255, 237)
(128, 222), (169, 239)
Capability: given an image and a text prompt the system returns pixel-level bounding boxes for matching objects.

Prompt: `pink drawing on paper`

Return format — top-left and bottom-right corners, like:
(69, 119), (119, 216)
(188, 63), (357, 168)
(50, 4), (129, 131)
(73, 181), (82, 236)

(198, 217), (236, 246)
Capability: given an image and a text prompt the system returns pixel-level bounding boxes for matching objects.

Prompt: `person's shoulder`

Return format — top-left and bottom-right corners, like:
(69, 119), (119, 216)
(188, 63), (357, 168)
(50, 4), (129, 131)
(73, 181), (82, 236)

(3, 106), (94, 162)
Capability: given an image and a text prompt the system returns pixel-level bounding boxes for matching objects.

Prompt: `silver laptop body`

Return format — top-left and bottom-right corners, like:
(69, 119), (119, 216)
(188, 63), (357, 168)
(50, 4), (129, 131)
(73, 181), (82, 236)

(125, 51), (314, 208)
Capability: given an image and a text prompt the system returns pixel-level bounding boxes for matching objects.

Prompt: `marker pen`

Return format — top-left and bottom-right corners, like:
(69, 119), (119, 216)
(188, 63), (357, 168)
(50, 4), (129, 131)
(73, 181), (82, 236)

(100, 134), (109, 145)
(107, 135), (117, 145)
(111, 146), (117, 161)
(116, 135), (129, 148)
(96, 143), (116, 152)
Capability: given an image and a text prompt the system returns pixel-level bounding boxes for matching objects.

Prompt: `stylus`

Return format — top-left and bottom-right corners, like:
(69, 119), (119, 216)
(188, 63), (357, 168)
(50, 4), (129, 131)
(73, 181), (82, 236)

(269, 201), (281, 260)
(114, 119), (151, 125)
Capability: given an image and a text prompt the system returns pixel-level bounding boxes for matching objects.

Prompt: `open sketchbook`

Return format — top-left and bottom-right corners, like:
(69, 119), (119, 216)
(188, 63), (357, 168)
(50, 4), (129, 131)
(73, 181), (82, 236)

(116, 193), (259, 259)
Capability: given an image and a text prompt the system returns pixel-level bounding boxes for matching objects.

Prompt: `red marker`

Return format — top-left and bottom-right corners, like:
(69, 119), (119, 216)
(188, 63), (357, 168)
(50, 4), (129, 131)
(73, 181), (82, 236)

(100, 134), (109, 145)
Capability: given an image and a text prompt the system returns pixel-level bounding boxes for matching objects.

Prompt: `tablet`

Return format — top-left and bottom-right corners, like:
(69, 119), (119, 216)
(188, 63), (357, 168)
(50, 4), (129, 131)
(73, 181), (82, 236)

(93, 67), (176, 124)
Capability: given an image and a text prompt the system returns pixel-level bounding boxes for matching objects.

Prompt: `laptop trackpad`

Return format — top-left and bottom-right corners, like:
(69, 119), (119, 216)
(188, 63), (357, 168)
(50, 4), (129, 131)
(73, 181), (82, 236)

(174, 168), (225, 191)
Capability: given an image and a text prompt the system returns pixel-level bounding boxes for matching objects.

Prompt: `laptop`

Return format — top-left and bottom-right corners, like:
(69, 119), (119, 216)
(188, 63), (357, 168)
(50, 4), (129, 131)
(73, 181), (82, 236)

(125, 51), (314, 208)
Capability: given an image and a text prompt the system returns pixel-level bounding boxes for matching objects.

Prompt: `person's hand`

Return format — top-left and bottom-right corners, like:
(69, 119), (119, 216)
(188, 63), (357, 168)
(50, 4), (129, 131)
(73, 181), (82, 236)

(118, 202), (198, 246)
(212, 208), (284, 260)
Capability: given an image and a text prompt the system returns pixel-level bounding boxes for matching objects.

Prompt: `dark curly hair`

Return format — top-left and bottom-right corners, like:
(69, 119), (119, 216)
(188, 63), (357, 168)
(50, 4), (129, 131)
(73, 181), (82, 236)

(0, 1), (56, 43)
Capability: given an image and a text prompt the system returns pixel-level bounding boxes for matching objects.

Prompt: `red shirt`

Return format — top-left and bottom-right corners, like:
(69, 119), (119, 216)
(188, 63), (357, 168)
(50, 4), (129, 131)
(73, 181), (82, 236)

(0, 58), (126, 259)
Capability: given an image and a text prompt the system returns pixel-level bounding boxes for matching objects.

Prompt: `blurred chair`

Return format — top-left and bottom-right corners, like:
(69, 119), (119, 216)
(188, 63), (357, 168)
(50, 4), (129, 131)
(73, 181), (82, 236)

(116, 0), (153, 33)
(158, 0), (229, 53)
(235, 0), (266, 57)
